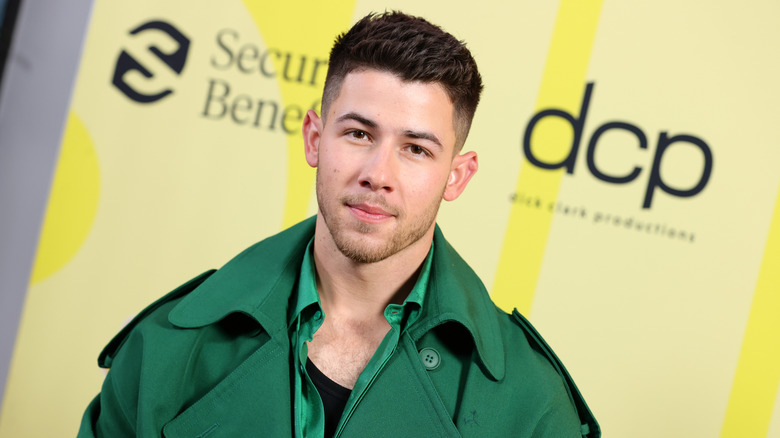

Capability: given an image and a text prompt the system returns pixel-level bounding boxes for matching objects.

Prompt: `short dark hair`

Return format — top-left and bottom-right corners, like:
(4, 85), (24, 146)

(321, 11), (483, 150)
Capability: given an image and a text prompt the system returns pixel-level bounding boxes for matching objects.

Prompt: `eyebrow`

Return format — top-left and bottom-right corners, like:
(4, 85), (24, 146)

(336, 112), (377, 128)
(336, 111), (444, 151)
(403, 129), (443, 150)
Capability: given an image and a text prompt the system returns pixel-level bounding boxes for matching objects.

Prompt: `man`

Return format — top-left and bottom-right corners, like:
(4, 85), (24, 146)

(78, 11), (599, 437)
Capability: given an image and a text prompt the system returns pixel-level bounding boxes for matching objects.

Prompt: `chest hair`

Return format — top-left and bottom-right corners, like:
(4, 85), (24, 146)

(307, 317), (390, 389)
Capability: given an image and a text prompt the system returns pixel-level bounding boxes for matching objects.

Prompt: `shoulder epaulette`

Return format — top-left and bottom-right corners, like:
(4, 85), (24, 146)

(97, 270), (216, 368)
(512, 309), (601, 438)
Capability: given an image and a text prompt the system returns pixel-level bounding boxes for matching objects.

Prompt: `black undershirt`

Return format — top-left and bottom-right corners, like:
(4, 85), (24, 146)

(306, 358), (352, 437)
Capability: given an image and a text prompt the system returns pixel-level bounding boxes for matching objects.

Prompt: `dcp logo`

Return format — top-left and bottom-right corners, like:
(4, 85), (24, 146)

(523, 82), (713, 209)
(112, 20), (190, 103)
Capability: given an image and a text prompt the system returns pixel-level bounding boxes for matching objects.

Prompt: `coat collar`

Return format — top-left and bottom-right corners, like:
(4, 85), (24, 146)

(411, 226), (506, 380)
(168, 216), (505, 380)
(167, 218), (314, 339)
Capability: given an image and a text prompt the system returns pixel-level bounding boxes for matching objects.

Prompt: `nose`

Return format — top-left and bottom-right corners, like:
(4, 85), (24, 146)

(358, 143), (396, 192)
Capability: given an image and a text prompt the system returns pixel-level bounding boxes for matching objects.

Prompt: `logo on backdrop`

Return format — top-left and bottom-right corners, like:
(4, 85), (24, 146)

(201, 29), (326, 134)
(112, 20), (190, 103)
(514, 82), (714, 243)
(111, 24), (325, 134)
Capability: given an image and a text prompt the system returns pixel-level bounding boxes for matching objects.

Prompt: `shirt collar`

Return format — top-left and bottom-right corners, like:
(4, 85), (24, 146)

(168, 216), (505, 380)
(289, 237), (319, 327)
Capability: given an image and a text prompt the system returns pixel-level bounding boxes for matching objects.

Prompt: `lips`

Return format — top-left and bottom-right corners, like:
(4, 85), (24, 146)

(343, 197), (398, 224)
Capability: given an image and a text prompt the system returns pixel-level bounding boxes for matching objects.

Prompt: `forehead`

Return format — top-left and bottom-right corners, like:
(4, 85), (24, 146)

(325, 70), (457, 149)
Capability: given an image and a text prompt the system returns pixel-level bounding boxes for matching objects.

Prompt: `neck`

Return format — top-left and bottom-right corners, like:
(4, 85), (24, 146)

(312, 214), (433, 324)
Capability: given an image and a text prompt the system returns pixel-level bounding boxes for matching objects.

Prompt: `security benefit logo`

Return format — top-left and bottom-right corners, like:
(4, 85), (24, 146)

(201, 29), (326, 134)
(112, 20), (190, 103)
(515, 82), (714, 243)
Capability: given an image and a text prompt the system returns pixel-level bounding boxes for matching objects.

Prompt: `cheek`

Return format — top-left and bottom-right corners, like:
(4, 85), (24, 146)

(322, 151), (357, 178)
(318, 155), (342, 179)
(406, 173), (449, 204)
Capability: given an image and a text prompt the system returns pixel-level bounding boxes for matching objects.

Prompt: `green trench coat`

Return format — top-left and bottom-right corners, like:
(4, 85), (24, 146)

(78, 217), (599, 437)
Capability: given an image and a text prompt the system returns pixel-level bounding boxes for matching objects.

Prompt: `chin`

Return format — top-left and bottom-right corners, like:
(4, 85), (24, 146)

(333, 229), (397, 264)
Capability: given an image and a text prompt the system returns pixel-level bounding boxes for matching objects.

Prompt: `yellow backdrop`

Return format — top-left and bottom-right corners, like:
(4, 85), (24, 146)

(1, 1), (779, 437)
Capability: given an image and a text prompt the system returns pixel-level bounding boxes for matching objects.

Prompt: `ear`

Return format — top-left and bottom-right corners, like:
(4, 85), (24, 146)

(443, 151), (478, 201)
(303, 109), (323, 168)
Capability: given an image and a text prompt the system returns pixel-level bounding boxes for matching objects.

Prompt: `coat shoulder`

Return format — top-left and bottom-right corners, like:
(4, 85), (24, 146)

(83, 269), (277, 437)
(97, 270), (216, 368)
(498, 307), (600, 438)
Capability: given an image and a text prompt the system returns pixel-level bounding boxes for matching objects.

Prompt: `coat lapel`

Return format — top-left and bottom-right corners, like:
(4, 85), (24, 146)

(162, 338), (293, 437)
(338, 335), (461, 438)
(161, 220), (314, 436)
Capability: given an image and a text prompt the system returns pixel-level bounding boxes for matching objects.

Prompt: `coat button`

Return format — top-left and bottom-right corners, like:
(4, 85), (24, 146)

(419, 347), (441, 370)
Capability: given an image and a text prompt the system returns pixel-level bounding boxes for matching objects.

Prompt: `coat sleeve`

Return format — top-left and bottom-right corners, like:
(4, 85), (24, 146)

(528, 383), (585, 438)
(512, 309), (600, 438)
(77, 318), (151, 438)
(76, 271), (216, 437)
(76, 372), (136, 437)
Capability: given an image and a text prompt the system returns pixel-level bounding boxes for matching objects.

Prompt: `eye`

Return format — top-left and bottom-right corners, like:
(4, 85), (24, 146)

(408, 145), (429, 156)
(349, 130), (368, 140)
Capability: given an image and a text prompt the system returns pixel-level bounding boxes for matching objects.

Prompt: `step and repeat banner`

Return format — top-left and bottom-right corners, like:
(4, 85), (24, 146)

(1, 1), (779, 436)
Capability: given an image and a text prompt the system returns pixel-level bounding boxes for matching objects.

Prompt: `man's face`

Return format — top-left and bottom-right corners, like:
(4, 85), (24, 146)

(304, 69), (476, 264)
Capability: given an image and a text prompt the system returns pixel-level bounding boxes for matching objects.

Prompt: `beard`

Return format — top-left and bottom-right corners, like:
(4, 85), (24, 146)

(316, 171), (444, 264)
